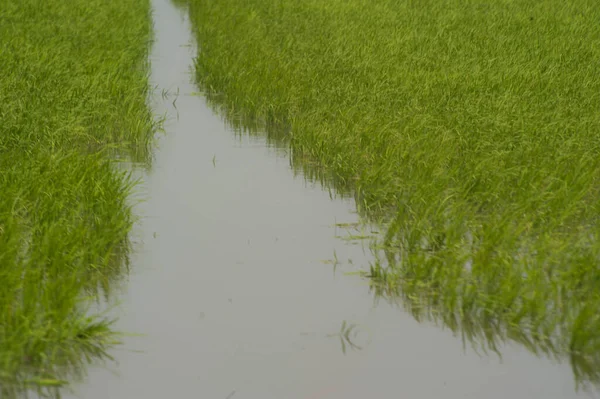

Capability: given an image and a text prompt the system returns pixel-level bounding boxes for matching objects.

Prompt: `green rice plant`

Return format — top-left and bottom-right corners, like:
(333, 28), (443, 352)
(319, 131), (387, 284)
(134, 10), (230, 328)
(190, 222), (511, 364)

(178, 0), (600, 389)
(327, 321), (363, 355)
(0, 0), (153, 395)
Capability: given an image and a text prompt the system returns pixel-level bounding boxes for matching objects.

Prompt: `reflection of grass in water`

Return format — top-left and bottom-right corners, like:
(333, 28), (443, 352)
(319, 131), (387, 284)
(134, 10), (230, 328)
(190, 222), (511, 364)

(1, 314), (121, 399)
(369, 250), (600, 391)
(1, 0), (154, 396)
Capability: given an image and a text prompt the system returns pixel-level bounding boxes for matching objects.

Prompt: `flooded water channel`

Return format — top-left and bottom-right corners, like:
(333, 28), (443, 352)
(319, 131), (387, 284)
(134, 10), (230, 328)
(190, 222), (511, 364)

(63, 0), (596, 398)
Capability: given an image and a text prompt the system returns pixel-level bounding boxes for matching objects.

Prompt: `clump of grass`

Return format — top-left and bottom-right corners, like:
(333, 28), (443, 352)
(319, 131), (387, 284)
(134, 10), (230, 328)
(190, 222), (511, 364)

(178, 0), (600, 389)
(0, 0), (153, 395)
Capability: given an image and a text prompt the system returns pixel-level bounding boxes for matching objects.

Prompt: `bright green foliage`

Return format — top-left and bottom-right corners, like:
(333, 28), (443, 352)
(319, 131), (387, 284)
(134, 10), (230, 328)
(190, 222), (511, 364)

(0, 0), (153, 394)
(181, 0), (600, 388)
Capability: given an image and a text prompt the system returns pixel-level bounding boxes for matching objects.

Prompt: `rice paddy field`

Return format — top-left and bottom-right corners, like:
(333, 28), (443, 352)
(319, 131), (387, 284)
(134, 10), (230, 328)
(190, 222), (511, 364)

(5, 0), (600, 395)
(179, 0), (600, 388)
(0, 0), (153, 395)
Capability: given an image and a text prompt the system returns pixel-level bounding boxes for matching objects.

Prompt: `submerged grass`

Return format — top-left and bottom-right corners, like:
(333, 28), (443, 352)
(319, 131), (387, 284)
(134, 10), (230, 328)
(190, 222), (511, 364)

(178, 0), (600, 389)
(0, 0), (153, 394)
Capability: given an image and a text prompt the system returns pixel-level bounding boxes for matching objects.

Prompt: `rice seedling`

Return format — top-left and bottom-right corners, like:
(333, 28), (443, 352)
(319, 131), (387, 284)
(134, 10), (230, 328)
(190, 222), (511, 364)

(327, 321), (364, 355)
(177, 0), (600, 389)
(0, 0), (153, 395)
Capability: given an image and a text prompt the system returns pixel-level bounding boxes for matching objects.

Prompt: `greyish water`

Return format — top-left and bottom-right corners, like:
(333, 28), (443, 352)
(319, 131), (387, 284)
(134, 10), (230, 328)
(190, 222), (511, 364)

(64, 1), (595, 398)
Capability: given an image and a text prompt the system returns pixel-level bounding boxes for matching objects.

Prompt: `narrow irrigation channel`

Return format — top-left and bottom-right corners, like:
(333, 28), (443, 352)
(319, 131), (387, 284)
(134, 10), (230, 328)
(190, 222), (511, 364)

(62, 1), (595, 398)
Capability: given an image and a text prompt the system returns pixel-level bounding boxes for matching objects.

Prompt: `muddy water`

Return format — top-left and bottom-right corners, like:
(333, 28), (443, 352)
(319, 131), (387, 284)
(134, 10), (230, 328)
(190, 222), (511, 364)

(65, 1), (594, 398)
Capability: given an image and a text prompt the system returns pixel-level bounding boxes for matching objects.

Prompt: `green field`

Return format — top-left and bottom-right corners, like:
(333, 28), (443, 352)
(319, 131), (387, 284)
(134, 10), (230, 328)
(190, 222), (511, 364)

(0, 0), (153, 394)
(4, 0), (600, 392)
(180, 0), (600, 387)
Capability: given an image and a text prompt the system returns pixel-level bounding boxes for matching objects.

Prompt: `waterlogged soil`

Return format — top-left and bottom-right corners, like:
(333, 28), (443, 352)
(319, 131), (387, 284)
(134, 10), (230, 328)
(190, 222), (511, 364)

(65, 1), (596, 398)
